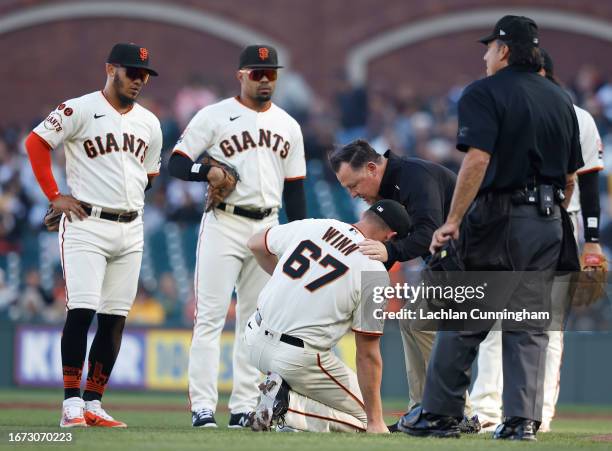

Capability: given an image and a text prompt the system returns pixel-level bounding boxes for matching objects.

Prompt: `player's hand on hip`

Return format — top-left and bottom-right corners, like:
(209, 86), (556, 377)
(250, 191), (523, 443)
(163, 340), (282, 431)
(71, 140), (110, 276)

(430, 222), (459, 254)
(358, 239), (388, 262)
(207, 166), (226, 187)
(366, 420), (390, 434)
(51, 194), (88, 222)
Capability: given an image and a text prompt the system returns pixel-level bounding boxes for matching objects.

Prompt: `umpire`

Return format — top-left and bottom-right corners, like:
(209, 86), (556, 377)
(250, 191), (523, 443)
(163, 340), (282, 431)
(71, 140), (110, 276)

(399, 15), (583, 440)
(329, 140), (466, 420)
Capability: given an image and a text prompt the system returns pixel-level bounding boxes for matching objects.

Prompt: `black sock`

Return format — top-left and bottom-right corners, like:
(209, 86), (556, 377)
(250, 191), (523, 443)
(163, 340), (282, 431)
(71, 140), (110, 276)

(82, 314), (126, 402)
(61, 308), (95, 400)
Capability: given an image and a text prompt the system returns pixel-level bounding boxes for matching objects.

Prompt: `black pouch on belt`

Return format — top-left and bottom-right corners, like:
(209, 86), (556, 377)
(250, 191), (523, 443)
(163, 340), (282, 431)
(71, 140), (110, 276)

(537, 184), (555, 216)
(557, 207), (580, 273)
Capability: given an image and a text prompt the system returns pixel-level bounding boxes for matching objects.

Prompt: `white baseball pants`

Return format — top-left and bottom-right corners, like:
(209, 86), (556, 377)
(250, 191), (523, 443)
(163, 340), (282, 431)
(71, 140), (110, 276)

(244, 312), (367, 432)
(188, 209), (277, 414)
(58, 214), (143, 317)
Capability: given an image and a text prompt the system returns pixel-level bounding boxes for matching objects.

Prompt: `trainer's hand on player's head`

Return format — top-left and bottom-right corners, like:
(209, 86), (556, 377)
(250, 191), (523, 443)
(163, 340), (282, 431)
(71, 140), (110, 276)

(51, 194), (88, 222)
(429, 222), (459, 254)
(358, 239), (388, 262)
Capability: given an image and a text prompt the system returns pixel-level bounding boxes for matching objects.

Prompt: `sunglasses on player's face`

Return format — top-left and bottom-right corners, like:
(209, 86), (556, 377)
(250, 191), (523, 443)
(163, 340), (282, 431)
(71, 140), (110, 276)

(241, 68), (278, 82)
(113, 65), (150, 84)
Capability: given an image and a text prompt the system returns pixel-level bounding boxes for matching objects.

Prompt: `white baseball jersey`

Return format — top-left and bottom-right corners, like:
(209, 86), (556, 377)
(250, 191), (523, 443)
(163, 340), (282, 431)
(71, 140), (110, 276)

(259, 219), (390, 349)
(33, 91), (162, 211)
(567, 105), (604, 213)
(172, 97), (306, 209)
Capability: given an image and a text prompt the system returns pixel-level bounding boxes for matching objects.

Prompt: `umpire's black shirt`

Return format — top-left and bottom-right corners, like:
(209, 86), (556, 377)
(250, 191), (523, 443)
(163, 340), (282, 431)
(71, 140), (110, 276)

(378, 150), (456, 266)
(457, 65), (583, 191)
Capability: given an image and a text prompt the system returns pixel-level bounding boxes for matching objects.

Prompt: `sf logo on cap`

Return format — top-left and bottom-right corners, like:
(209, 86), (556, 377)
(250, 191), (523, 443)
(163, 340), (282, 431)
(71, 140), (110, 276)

(139, 48), (148, 61)
(258, 47), (269, 60)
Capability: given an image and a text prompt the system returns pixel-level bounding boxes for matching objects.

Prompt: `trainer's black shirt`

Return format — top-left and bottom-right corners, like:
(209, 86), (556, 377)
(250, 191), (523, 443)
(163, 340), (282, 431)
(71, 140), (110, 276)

(456, 65), (583, 191)
(378, 151), (456, 266)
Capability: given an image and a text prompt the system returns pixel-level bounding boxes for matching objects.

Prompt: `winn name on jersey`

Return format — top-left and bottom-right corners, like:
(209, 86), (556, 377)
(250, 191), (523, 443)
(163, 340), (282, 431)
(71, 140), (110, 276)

(260, 218), (390, 350)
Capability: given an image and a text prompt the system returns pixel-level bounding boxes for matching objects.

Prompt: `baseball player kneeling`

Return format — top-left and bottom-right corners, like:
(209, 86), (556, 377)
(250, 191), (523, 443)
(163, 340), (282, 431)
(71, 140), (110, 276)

(244, 200), (411, 433)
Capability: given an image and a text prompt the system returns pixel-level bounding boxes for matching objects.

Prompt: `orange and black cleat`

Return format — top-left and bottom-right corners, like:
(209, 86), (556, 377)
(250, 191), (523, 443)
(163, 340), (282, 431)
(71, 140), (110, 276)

(84, 400), (127, 428)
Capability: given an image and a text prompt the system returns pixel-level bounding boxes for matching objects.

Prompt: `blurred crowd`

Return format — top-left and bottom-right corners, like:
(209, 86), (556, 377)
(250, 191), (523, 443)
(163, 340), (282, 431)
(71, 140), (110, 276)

(1, 64), (611, 326)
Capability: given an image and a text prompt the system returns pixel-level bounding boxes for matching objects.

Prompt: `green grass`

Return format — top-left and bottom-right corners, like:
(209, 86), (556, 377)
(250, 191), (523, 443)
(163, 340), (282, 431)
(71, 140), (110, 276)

(0, 389), (611, 451)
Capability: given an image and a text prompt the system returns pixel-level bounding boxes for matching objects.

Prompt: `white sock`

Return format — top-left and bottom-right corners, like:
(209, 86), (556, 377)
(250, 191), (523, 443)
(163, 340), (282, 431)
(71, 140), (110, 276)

(85, 400), (102, 410)
(63, 397), (83, 407)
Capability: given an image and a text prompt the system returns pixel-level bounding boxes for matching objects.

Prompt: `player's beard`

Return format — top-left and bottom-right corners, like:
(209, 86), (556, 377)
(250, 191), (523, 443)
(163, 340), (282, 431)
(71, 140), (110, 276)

(113, 74), (136, 108)
(255, 92), (272, 103)
(254, 84), (273, 104)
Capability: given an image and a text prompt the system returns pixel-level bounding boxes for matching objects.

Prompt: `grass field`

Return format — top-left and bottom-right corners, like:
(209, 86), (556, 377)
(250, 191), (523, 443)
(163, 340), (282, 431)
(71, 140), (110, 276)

(0, 389), (611, 451)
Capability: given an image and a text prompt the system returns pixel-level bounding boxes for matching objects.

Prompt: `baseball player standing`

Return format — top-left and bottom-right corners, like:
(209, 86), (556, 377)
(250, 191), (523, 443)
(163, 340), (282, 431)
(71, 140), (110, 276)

(245, 200), (411, 433)
(168, 45), (307, 428)
(24, 43), (162, 428)
(469, 49), (605, 433)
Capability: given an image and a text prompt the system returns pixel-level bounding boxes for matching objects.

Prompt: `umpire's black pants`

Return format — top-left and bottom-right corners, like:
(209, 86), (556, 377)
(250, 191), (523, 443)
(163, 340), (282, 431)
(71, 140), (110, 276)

(422, 195), (562, 422)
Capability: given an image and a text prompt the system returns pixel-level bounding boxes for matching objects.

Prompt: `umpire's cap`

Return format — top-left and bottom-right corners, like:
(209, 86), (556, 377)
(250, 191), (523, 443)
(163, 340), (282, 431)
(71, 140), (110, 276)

(479, 15), (539, 47)
(107, 43), (158, 76)
(239, 45), (283, 69)
(368, 200), (412, 239)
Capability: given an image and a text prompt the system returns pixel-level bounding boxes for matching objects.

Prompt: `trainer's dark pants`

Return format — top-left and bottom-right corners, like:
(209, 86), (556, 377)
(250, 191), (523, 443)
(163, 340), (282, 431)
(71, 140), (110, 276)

(422, 195), (562, 422)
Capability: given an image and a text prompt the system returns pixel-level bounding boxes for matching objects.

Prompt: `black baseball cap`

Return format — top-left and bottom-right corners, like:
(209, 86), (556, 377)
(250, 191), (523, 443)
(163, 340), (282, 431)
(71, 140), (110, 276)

(239, 45), (283, 69)
(479, 15), (539, 47)
(107, 43), (158, 76)
(368, 200), (412, 239)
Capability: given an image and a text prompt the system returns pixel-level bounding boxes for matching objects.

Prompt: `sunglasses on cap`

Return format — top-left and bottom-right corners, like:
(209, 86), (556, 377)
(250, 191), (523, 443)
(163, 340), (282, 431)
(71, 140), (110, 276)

(112, 64), (150, 84)
(240, 68), (278, 82)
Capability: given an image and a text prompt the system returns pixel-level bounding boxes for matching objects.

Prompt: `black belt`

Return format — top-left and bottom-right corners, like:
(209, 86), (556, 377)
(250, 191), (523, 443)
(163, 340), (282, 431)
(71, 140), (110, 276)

(254, 311), (304, 348)
(477, 187), (563, 205)
(217, 202), (273, 220)
(80, 202), (139, 223)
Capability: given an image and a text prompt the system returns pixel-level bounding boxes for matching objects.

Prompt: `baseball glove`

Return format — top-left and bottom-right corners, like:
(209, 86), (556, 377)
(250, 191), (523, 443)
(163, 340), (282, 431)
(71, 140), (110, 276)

(201, 152), (240, 212)
(569, 252), (608, 307)
(44, 205), (62, 232)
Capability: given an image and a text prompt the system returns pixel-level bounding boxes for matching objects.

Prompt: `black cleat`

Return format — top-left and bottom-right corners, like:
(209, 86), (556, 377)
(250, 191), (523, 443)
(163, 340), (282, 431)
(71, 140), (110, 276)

(398, 405), (461, 438)
(493, 417), (538, 441)
(228, 412), (253, 429)
(192, 408), (217, 428)
(388, 422), (401, 433)
(459, 415), (482, 434)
